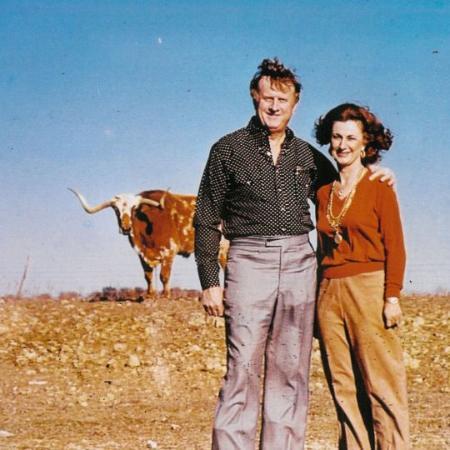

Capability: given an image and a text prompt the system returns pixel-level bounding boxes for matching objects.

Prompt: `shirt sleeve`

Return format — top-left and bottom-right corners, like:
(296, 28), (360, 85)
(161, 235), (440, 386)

(194, 142), (229, 290)
(376, 184), (407, 298)
(310, 147), (338, 202)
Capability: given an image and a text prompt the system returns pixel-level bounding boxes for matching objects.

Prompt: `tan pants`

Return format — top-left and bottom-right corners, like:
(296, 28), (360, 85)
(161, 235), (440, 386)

(317, 271), (410, 450)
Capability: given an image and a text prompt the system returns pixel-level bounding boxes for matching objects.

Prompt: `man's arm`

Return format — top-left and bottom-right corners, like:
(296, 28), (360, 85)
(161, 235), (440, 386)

(194, 142), (229, 316)
(310, 147), (338, 202)
(311, 145), (397, 189)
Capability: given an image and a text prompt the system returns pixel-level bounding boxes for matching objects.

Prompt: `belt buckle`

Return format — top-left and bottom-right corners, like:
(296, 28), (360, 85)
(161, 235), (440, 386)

(265, 237), (282, 247)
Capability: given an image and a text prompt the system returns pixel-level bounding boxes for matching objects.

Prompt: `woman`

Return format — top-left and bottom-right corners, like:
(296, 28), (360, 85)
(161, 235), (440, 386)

(314, 103), (409, 449)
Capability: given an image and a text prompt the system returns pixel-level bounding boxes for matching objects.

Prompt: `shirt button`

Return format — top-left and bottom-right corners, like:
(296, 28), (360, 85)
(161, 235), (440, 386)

(281, 207), (285, 211)
(266, 151), (271, 156)
(277, 188), (282, 192)
(281, 227), (286, 232)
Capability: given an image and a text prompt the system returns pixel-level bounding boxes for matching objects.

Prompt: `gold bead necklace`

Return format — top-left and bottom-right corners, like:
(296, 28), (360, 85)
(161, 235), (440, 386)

(326, 168), (367, 245)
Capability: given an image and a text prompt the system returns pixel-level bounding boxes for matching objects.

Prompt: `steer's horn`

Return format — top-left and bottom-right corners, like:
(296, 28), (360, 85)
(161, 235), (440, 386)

(139, 197), (161, 208)
(158, 188), (170, 210)
(68, 188), (114, 214)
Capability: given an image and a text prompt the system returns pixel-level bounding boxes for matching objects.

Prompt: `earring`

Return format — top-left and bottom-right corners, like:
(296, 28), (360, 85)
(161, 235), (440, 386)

(360, 148), (366, 158)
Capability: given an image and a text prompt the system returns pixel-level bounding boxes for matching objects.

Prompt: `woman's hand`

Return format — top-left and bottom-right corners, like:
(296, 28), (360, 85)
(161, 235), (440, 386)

(383, 297), (403, 328)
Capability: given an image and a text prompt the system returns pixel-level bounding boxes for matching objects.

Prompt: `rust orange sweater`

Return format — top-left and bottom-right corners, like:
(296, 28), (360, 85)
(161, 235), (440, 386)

(316, 171), (406, 298)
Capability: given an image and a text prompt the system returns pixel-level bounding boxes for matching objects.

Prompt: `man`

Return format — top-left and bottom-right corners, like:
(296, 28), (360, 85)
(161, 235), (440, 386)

(194, 58), (392, 450)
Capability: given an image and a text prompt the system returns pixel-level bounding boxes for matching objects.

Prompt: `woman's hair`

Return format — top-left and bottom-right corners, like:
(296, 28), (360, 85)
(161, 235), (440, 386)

(314, 103), (393, 165)
(249, 58), (302, 105)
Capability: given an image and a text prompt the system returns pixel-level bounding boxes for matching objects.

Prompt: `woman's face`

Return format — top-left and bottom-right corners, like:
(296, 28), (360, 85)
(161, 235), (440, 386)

(330, 120), (366, 168)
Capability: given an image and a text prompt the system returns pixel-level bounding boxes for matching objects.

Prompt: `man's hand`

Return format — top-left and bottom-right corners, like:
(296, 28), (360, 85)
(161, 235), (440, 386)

(368, 165), (396, 187)
(202, 286), (224, 317)
(383, 298), (403, 328)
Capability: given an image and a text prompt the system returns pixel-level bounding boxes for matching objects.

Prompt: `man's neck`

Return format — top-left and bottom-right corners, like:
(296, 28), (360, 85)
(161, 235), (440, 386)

(268, 129), (286, 142)
(268, 131), (286, 165)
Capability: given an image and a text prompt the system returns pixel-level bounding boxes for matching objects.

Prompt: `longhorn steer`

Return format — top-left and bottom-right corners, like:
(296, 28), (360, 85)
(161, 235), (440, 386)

(69, 189), (228, 297)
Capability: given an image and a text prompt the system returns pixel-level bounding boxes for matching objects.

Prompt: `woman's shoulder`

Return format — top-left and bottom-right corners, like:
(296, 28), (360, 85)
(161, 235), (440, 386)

(362, 169), (396, 196)
(317, 182), (333, 202)
(360, 169), (399, 209)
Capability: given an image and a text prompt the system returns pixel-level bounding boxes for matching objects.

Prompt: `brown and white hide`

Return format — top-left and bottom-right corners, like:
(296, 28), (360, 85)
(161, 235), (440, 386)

(70, 188), (228, 298)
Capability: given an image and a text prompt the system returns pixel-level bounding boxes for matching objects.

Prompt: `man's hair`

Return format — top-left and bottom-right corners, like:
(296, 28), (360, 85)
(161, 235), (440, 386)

(249, 58), (302, 105)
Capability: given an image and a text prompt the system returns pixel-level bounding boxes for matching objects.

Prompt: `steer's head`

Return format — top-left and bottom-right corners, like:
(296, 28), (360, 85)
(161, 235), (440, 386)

(68, 189), (162, 235)
(111, 194), (145, 234)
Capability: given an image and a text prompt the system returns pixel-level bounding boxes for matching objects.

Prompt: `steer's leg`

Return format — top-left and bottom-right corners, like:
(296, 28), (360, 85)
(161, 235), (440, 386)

(139, 257), (156, 299)
(160, 254), (175, 298)
(218, 238), (229, 270)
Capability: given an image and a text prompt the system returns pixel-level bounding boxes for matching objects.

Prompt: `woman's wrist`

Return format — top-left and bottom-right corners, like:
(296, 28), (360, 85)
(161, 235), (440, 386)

(385, 296), (399, 305)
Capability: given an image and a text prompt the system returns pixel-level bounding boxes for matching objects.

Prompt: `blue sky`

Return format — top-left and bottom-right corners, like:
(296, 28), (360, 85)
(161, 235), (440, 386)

(1, 0), (449, 295)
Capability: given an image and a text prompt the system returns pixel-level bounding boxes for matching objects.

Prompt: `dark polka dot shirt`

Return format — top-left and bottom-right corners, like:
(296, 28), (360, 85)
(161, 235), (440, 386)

(194, 116), (337, 290)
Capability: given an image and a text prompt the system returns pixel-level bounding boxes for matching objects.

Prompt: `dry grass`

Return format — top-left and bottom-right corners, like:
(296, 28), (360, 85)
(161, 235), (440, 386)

(0, 293), (448, 449)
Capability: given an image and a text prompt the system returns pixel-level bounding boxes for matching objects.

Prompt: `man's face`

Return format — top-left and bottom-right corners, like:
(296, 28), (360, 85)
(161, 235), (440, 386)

(253, 76), (299, 134)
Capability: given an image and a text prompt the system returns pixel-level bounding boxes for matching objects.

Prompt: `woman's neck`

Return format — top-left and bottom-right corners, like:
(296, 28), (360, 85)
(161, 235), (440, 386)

(338, 162), (365, 188)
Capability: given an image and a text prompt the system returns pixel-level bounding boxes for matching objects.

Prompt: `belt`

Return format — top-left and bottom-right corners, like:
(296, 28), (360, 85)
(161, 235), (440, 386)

(230, 234), (309, 248)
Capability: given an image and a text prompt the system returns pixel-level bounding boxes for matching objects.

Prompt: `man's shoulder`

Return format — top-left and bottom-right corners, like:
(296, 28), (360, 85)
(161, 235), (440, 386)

(290, 135), (328, 168)
(213, 125), (250, 147)
(208, 125), (252, 161)
(291, 135), (321, 154)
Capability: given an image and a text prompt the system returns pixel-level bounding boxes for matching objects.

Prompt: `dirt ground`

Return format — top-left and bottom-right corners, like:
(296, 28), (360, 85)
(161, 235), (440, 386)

(0, 292), (448, 450)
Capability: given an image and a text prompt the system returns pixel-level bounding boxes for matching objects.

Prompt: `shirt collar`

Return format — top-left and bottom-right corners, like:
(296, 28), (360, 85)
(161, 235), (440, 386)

(246, 115), (295, 144)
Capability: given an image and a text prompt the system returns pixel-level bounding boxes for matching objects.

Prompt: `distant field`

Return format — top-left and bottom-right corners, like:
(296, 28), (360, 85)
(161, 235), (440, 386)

(0, 293), (448, 449)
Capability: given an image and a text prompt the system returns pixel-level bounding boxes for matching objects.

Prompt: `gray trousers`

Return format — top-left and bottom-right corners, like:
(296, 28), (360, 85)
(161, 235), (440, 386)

(212, 235), (317, 450)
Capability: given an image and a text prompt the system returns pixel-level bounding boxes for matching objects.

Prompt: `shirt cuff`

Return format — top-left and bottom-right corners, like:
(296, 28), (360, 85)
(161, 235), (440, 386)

(198, 263), (221, 291)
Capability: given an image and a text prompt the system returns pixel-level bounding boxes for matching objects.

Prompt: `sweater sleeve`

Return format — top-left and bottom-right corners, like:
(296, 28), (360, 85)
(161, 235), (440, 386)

(376, 184), (406, 298)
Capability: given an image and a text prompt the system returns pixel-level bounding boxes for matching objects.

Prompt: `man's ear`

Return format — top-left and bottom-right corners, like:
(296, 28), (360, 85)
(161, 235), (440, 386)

(292, 96), (300, 113)
(250, 89), (260, 109)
